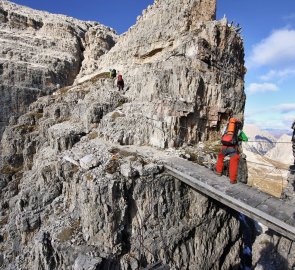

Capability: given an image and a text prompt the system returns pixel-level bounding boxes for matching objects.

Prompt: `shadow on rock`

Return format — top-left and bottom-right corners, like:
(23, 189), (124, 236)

(254, 242), (289, 270)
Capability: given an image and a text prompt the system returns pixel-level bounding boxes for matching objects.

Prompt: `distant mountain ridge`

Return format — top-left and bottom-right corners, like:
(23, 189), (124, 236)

(265, 134), (293, 165)
(242, 124), (291, 198)
(243, 124), (277, 155)
(243, 124), (292, 165)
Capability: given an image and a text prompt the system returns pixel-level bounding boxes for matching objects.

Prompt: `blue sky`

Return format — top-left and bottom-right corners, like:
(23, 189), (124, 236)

(10, 0), (295, 130)
(218, 0), (295, 130)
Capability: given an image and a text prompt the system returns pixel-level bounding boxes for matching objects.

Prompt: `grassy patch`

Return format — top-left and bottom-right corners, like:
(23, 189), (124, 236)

(57, 227), (74, 242)
(88, 131), (98, 140)
(56, 219), (80, 242)
(119, 149), (138, 158)
(27, 112), (43, 120)
(184, 140), (220, 165)
(116, 98), (127, 108)
(0, 215), (8, 226)
(105, 159), (120, 174)
(89, 72), (111, 83)
(1, 165), (22, 175)
(57, 86), (71, 95)
(109, 147), (137, 158)
(85, 173), (94, 181)
(72, 164), (80, 174)
(111, 111), (124, 120)
(57, 117), (70, 123)
(14, 124), (37, 134)
(109, 147), (120, 154)
(140, 48), (163, 59)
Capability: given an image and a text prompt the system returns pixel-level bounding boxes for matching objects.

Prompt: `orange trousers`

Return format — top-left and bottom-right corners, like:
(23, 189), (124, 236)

(216, 146), (240, 183)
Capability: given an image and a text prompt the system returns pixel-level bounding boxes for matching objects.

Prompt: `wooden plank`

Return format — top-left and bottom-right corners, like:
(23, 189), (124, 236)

(277, 201), (295, 220)
(165, 164), (295, 241)
(256, 198), (291, 222)
(228, 184), (252, 195)
(233, 189), (269, 208)
(225, 187), (244, 197)
(286, 216), (295, 227)
(210, 183), (228, 192)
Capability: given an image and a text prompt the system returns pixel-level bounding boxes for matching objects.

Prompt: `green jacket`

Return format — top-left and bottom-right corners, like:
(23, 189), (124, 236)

(238, 130), (248, 142)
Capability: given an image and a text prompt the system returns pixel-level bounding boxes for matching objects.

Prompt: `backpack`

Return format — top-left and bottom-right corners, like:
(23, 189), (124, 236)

(111, 69), (117, 78)
(117, 74), (123, 81)
(221, 118), (240, 146)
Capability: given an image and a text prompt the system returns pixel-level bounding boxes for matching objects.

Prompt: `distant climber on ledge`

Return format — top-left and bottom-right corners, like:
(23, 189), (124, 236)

(215, 115), (248, 184)
(110, 68), (117, 79)
(117, 74), (124, 91)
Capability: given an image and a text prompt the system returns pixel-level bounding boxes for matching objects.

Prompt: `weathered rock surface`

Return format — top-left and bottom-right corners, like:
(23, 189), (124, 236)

(252, 228), (295, 270)
(1, 139), (242, 269)
(0, 0), (117, 139)
(282, 170), (295, 201)
(0, 71), (243, 269)
(77, 0), (246, 149)
(4, 0), (293, 269)
(0, 77), (242, 269)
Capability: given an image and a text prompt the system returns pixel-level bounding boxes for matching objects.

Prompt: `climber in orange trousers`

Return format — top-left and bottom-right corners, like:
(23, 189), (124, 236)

(215, 117), (248, 184)
(216, 146), (240, 184)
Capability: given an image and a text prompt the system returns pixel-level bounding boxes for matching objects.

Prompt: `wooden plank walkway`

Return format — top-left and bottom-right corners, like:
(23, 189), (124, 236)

(163, 157), (295, 241)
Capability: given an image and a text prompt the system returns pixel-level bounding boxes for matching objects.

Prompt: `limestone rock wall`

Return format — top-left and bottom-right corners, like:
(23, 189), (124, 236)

(0, 0), (253, 269)
(77, 0), (246, 148)
(0, 0), (117, 139)
(252, 228), (295, 269)
(0, 78), (242, 269)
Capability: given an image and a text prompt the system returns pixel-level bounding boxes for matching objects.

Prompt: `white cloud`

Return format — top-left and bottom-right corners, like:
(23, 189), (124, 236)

(246, 83), (279, 94)
(244, 114), (293, 129)
(260, 68), (295, 81)
(247, 29), (295, 68)
(245, 104), (295, 129)
(272, 103), (295, 113)
(282, 114), (295, 121)
(244, 117), (288, 130)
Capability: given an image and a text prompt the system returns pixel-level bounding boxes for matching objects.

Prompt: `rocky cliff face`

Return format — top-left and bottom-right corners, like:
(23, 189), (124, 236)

(0, 0), (252, 269)
(0, 77), (242, 269)
(0, 0), (117, 139)
(252, 225), (295, 270)
(77, 0), (246, 148)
